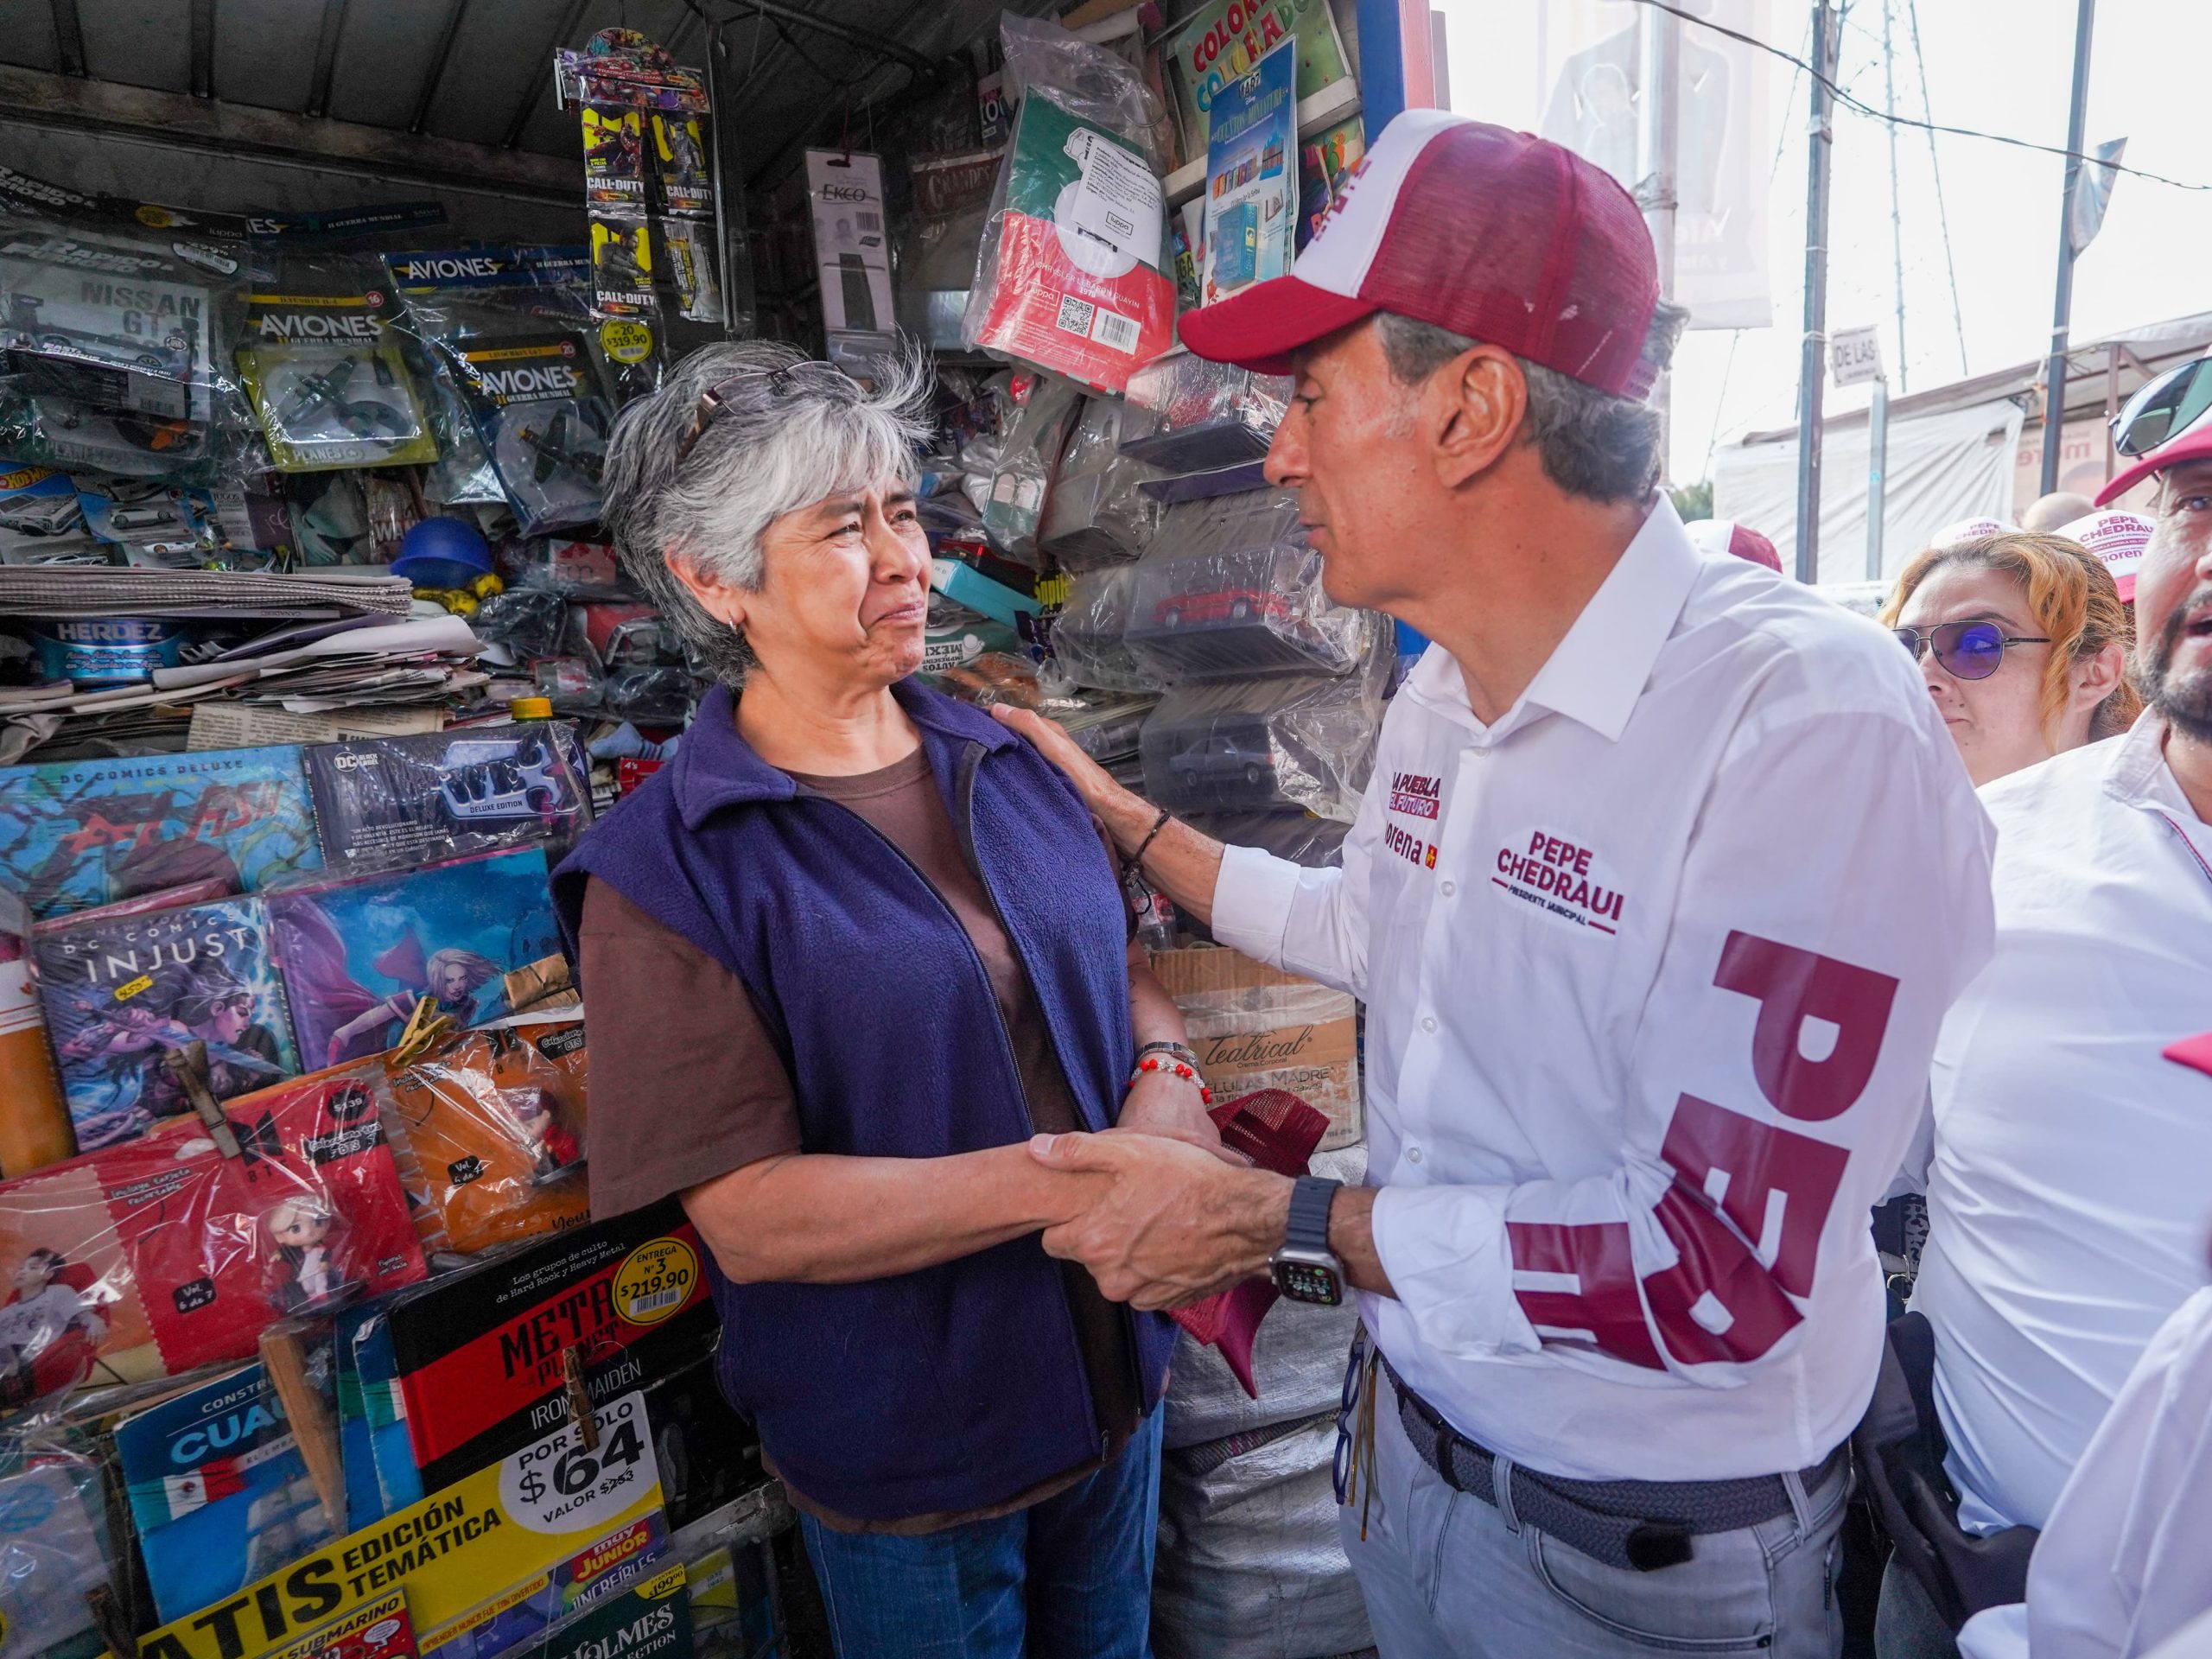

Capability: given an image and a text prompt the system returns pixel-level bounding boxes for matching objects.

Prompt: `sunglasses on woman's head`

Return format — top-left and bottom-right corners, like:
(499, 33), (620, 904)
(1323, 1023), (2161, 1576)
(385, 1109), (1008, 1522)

(675, 361), (852, 461)
(1891, 620), (2050, 681)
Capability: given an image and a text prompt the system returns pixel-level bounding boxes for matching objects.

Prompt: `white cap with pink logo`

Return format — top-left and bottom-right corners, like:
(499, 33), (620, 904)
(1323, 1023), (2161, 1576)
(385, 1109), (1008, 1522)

(2056, 510), (2155, 601)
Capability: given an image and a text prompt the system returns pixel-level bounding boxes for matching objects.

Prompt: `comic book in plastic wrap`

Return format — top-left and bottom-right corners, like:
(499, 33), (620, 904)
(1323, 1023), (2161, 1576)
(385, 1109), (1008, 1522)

(304, 724), (590, 880)
(121, 1389), (665, 1659)
(266, 849), (563, 1073)
(503, 1561), (693, 1659)
(380, 1019), (589, 1257)
(118, 1357), (336, 1623)
(35, 893), (302, 1150)
(276, 1591), (422, 1659)
(0, 1065), (427, 1395)
(0, 1447), (116, 1659)
(383, 1199), (714, 1495)
(0, 745), (321, 922)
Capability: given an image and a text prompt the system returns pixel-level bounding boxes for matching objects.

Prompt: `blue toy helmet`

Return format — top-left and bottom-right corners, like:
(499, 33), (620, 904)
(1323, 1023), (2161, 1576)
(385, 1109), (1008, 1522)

(391, 516), (493, 588)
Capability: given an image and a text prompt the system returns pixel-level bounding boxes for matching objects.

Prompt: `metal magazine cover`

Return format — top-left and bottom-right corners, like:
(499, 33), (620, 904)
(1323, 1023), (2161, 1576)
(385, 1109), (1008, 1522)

(266, 848), (562, 1071)
(34, 893), (302, 1150)
(0, 745), (321, 922)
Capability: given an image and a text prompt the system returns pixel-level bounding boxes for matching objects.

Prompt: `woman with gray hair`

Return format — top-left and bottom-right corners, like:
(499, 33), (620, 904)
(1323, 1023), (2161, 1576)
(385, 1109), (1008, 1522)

(553, 341), (1208, 1656)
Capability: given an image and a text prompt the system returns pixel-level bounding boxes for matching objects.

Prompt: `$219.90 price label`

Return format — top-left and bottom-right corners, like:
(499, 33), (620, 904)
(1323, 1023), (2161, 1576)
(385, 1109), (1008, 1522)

(499, 1391), (657, 1536)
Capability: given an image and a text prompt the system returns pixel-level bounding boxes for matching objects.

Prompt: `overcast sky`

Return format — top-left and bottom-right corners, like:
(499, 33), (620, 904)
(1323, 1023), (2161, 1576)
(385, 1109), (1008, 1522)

(1437, 0), (2212, 486)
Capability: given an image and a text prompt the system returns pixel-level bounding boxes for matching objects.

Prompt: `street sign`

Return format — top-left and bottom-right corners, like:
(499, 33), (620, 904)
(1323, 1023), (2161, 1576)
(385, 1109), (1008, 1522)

(1831, 323), (1885, 387)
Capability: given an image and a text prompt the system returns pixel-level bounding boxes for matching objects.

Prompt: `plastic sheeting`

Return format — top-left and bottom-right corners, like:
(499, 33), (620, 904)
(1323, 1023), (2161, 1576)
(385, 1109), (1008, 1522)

(1155, 1145), (1371, 1659)
(1713, 398), (2026, 585)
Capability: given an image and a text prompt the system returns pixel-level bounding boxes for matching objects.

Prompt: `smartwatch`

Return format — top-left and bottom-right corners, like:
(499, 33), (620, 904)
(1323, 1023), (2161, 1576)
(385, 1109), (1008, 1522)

(1270, 1175), (1345, 1306)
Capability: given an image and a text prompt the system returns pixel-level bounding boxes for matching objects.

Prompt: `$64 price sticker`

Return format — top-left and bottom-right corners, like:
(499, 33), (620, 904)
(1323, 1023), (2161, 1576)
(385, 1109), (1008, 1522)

(499, 1391), (655, 1535)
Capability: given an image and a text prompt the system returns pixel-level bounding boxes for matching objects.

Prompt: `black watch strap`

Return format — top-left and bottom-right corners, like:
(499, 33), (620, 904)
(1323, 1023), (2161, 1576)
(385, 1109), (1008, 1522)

(1286, 1176), (1343, 1255)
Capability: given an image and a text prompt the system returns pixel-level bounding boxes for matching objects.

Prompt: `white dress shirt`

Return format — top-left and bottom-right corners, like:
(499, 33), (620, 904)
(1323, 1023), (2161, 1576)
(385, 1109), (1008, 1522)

(1957, 1287), (2212, 1659)
(1912, 714), (2212, 1533)
(1213, 499), (1995, 1482)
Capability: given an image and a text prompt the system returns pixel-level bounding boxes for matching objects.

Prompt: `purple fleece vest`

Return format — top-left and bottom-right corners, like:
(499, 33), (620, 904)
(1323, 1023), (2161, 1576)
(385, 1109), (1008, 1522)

(554, 680), (1172, 1522)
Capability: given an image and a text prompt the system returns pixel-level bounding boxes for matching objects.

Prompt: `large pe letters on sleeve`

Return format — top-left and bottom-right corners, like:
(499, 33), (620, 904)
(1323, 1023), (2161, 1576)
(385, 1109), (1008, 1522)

(1211, 501), (1996, 1480)
(120, 1391), (665, 1659)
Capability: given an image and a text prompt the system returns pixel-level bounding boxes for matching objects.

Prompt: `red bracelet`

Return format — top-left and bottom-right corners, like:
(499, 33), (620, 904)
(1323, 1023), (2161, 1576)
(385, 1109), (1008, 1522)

(1128, 1052), (1211, 1105)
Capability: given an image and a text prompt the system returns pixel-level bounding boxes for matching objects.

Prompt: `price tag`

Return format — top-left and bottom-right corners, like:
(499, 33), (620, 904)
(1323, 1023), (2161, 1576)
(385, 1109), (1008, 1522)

(1831, 324), (1885, 387)
(499, 1390), (657, 1536)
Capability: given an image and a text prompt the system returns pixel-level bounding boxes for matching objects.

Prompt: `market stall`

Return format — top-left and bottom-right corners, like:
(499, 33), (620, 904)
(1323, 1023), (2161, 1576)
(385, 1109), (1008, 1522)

(0, 3), (1421, 1655)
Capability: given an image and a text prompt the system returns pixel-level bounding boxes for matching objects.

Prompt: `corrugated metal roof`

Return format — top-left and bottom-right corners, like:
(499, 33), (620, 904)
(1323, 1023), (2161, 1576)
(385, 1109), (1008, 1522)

(0, 0), (1034, 186)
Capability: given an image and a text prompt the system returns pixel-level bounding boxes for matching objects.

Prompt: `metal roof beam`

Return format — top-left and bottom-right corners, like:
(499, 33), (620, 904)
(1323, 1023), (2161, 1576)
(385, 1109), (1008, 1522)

(303, 0), (347, 118)
(500, 0), (592, 149)
(408, 0), (473, 135)
(716, 1), (938, 81)
(48, 0), (86, 77)
(188, 0), (216, 99)
(0, 61), (580, 206)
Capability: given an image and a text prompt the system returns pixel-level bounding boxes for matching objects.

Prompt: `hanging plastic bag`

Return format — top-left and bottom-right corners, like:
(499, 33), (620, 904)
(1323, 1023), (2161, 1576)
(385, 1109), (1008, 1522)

(962, 16), (1175, 394)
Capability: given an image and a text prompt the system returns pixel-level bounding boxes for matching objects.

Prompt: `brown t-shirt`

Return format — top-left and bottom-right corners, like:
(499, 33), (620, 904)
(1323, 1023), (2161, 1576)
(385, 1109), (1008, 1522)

(579, 746), (1141, 1534)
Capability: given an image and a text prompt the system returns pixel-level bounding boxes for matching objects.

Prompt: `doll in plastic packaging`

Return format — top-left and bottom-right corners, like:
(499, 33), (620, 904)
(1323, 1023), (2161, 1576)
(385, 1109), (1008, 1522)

(262, 1198), (355, 1313)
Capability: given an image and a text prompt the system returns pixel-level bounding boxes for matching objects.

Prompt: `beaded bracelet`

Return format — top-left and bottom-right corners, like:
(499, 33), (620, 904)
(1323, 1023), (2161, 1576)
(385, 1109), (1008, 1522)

(1128, 1052), (1212, 1106)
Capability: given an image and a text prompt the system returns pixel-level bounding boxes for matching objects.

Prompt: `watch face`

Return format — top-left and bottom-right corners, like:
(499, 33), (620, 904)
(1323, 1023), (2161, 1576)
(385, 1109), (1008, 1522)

(1273, 1259), (1344, 1306)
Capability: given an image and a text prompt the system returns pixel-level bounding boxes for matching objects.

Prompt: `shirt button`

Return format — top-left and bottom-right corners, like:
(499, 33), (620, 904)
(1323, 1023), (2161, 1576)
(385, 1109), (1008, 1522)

(1421, 1015), (1438, 1034)
(1408, 1146), (1424, 1165)
(1440, 880), (1457, 896)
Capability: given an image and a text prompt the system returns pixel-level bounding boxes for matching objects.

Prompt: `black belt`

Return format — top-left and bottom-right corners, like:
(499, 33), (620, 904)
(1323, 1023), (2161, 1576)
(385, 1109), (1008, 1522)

(1382, 1356), (1845, 1572)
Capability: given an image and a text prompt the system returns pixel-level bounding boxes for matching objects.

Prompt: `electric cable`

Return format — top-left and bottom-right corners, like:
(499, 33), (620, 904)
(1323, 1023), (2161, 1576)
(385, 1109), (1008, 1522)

(1631, 0), (2212, 192)
(1902, 0), (1971, 376)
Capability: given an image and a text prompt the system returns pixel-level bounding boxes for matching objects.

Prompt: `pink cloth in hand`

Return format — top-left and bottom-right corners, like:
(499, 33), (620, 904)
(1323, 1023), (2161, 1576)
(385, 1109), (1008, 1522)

(1167, 1089), (1332, 1397)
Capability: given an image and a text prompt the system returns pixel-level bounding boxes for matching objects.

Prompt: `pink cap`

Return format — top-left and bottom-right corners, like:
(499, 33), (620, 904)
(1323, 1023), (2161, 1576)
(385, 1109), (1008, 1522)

(1179, 111), (1661, 396)
(1684, 518), (1783, 573)
(2099, 378), (2212, 505)
(2056, 509), (2153, 601)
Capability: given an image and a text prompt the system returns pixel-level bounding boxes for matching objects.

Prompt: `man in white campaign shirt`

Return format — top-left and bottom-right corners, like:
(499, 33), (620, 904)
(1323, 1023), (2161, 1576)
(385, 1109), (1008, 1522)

(995, 112), (1993, 1657)
(1882, 360), (2212, 1654)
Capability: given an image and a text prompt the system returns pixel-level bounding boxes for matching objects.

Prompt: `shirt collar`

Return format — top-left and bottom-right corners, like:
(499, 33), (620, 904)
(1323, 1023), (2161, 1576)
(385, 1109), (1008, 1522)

(2105, 709), (2182, 811)
(672, 677), (1014, 830)
(1405, 496), (1701, 745)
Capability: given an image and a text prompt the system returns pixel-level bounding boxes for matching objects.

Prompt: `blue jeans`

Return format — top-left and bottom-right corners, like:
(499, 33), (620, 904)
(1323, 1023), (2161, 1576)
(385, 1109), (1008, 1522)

(801, 1408), (1164, 1659)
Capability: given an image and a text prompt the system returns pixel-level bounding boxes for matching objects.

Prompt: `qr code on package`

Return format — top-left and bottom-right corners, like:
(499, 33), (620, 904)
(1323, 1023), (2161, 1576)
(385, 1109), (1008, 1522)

(1055, 294), (1096, 337)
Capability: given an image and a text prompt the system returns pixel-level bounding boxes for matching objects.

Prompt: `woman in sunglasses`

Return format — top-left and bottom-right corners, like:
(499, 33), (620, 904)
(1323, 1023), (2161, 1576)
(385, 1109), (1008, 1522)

(1880, 530), (2139, 786)
(552, 341), (1200, 1656)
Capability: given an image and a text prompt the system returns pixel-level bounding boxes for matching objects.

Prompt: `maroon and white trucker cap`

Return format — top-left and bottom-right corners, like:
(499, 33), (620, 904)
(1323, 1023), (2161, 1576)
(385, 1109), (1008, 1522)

(1684, 518), (1783, 573)
(1179, 110), (1662, 397)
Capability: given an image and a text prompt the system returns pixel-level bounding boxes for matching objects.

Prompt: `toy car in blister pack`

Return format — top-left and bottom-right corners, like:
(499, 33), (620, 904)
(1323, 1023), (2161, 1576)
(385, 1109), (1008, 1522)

(452, 331), (611, 535)
(0, 217), (244, 427)
(304, 722), (592, 880)
(1123, 490), (1376, 681)
(0, 1064), (427, 1392)
(1039, 396), (1161, 570)
(1047, 564), (1163, 695)
(235, 274), (437, 473)
(380, 1018), (588, 1257)
(1119, 351), (1290, 473)
(0, 382), (221, 481)
(1138, 656), (1385, 823)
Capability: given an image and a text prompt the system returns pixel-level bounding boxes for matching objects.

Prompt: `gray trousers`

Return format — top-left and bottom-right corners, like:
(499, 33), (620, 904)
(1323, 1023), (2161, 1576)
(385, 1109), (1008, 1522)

(1340, 1369), (1850, 1657)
